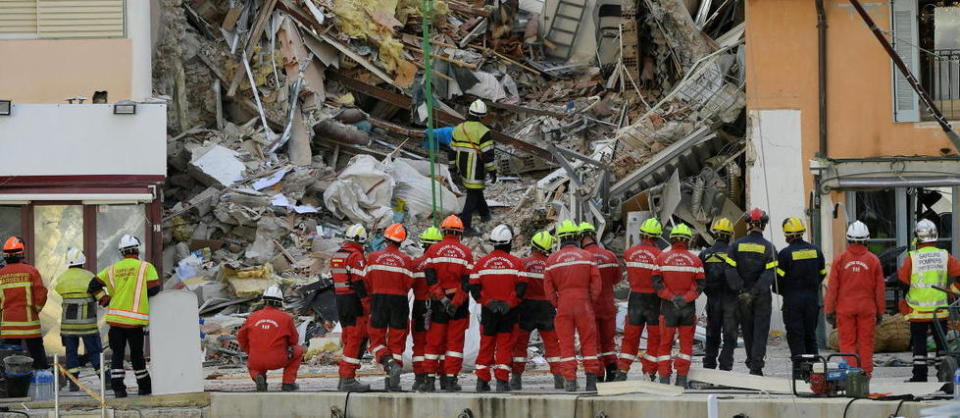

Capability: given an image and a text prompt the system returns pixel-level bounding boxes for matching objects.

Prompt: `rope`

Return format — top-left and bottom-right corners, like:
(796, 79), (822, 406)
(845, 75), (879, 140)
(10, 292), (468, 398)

(422, 0), (441, 225)
(54, 363), (102, 402)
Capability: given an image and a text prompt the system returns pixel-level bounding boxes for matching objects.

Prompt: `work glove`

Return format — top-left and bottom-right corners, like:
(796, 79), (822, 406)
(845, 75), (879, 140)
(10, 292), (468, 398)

(440, 297), (458, 316)
(671, 296), (686, 309)
(488, 300), (509, 314)
(826, 313), (836, 327)
(876, 314), (883, 325)
(737, 291), (753, 306)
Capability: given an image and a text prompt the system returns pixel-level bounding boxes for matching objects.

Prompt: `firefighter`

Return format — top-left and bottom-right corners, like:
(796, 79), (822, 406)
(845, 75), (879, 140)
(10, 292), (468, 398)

(449, 100), (497, 236)
(776, 217), (827, 378)
(898, 219), (960, 382)
(411, 226), (443, 391)
(422, 215), (475, 392)
(365, 223), (414, 392)
(88, 235), (160, 397)
(654, 224), (704, 387)
(0, 237), (48, 370)
(52, 247), (102, 391)
(330, 224), (371, 392)
(579, 222), (621, 381)
(237, 285), (303, 392)
(511, 231), (563, 390)
(725, 208), (778, 376)
(470, 224), (526, 392)
(544, 220), (602, 392)
(823, 221), (885, 377)
(615, 218), (663, 382)
(700, 218), (736, 371)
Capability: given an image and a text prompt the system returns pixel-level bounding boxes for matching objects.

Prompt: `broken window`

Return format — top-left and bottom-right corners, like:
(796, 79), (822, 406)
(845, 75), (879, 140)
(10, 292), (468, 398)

(96, 204), (146, 272)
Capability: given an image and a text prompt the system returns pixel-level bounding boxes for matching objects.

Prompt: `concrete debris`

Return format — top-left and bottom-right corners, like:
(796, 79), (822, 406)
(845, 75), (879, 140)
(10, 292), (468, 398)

(154, 0), (747, 366)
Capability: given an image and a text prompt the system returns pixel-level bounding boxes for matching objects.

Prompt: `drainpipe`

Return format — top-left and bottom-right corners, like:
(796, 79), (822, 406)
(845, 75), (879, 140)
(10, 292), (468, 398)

(814, 0), (828, 349)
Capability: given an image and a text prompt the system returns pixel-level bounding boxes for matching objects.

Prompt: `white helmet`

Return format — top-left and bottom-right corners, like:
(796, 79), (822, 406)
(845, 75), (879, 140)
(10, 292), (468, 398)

(345, 224), (367, 243)
(469, 99), (487, 117)
(489, 224), (513, 245)
(846, 221), (870, 242)
(118, 234), (141, 253)
(65, 247), (86, 267)
(916, 219), (939, 243)
(263, 285), (283, 302)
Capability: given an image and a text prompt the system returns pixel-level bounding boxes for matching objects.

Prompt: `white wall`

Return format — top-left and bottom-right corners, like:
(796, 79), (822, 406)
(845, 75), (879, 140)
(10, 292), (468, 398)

(0, 104), (166, 176)
(129, 0), (154, 101)
(747, 109), (806, 331)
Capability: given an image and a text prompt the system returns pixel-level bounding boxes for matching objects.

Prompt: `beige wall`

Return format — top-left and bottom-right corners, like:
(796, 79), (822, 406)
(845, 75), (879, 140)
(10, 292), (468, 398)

(0, 39), (133, 104)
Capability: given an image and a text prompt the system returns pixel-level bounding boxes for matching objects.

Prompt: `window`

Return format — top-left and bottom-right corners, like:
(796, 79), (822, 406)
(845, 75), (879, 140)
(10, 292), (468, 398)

(0, 0), (125, 40)
(895, 0), (960, 121)
(96, 204), (146, 272)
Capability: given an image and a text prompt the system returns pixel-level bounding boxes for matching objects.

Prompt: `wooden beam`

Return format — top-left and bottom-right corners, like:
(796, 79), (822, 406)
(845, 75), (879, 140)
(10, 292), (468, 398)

(596, 380), (684, 396)
(686, 368), (809, 394)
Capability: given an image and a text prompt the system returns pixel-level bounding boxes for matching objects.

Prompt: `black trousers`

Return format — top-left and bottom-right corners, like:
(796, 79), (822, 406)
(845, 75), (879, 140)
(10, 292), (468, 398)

(782, 295), (820, 361)
(911, 320), (948, 381)
(108, 326), (149, 384)
(703, 292), (738, 371)
(4, 338), (49, 370)
(735, 291), (772, 373)
(460, 189), (490, 232)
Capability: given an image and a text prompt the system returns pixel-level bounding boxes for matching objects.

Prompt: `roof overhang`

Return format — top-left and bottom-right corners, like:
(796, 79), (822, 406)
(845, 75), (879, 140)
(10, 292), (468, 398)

(814, 156), (960, 192)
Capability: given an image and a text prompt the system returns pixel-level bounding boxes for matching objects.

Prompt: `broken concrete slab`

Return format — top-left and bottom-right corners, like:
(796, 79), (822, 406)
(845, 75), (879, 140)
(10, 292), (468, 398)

(189, 144), (246, 188)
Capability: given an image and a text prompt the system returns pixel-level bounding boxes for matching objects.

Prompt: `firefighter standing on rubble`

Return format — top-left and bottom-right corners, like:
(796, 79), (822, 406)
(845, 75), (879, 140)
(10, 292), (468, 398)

(470, 224), (526, 392)
(88, 235), (160, 397)
(411, 226), (443, 391)
(776, 217), (827, 378)
(654, 224), (704, 388)
(511, 231), (563, 390)
(614, 218), (663, 382)
(449, 100), (497, 236)
(725, 208), (778, 376)
(0, 237), (48, 370)
(580, 222), (621, 382)
(330, 224), (371, 392)
(544, 220), (602, 392)
(898, 219), (960, 382)
(421, 215), (475, 392)
(700, 218), (737, 371)
(365, 223), (414, 392)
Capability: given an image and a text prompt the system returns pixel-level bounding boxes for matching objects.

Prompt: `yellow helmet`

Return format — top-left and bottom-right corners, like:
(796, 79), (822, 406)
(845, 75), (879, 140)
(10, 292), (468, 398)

(578, 222), (596, 234)
(710, 218), (734, 235)
(670, 223), (694, 240)
(639, 218), (662, 238)
(782, 217), (806, 235)
(531, 231), (554, 253)
(419, 227), (443, 245)
(555, 220), (580, 239)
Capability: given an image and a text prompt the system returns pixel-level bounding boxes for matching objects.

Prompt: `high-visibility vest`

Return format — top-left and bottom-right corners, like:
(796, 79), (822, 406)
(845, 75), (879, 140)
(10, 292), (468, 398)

(905, 246), (950, 320)
(102, 259), (154, 326)
(450, 121), (493, 190)
(53, 268), (99, 335)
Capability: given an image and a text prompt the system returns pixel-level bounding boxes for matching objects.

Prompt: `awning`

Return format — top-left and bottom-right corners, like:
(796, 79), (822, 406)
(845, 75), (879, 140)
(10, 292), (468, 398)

(816, 157), (960, 191)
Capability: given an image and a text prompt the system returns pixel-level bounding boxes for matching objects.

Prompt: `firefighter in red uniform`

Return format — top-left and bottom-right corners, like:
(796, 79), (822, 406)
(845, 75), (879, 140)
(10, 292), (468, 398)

(365, 223), (414, 392)
(579, 222), (621, 381)
(614, 218), (663, 381)
(470, 225), (526, 392)
(824, 221), (885, 377)
(544, 220), (603, 392)
(411, 227), (442, 391)
(421, 215), (475, 392)
(0, 237), (48, 370)
(330, 224), (371, 392)
(511, 231), (563, 390)
(238, 285), (304, 392)
(653, 224), (704, 388)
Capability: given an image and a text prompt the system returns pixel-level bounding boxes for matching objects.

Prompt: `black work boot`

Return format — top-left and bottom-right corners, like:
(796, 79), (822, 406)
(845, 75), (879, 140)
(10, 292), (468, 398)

(564, 379), (578, 392)
(659, 375), (671, 385)
(412, 374), (425, 392)
(69, 380), (80, 392)
(605, 364), (617, 382)
(648, 373), (657, 382)
(136, 375), (152, 396)
(444, 375), (462, 392)
(339, 378), (370, 392)
(476, 379), (491, 393)
(510, 372), (523, 390)
(614, 370), (628, 382)
(553, 374), (564, 389)
(495, 379), (511, 392)
(112, 378), (127, 398)
(585, 373), (598, 392)
(749, 369), (763, 377)
(382, 359), (402, 391)
(281, 383), (298, 392)
(420, 375), (436, 392)
(675, 376), (688, 388)
(439, 374), (449, 391)
(255, 374), (268, 392)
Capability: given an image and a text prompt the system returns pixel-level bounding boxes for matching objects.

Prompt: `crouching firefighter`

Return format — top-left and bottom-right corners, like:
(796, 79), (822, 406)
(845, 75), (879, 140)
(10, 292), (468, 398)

(238, 285), (304, 392)
(470, 225), (526, 392)
(511, 231), (563, 390)
(330, 224), (371, 392)
(654, 224), (704, 388)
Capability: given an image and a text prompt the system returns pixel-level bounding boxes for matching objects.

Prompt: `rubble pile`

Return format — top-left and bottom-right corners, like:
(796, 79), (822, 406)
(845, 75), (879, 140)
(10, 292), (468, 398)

(152, 0), (747, 363)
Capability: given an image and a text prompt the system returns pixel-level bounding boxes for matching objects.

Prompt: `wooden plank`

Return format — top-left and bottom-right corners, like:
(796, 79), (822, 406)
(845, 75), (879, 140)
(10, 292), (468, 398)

(687, 368), (810, 394)
(226, 0), (278, 97)
(596, 380), (684, 396)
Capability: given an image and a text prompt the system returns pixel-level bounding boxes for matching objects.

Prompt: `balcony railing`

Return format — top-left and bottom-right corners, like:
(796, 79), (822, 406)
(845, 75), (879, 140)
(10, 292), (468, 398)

(922, 48), (960, 121)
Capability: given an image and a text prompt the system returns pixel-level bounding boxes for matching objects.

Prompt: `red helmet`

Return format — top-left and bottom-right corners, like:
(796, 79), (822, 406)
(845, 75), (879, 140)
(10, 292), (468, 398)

(743, 208), (769, 226)
(2, 237), (24, 256)
(384, 223), (407, 243)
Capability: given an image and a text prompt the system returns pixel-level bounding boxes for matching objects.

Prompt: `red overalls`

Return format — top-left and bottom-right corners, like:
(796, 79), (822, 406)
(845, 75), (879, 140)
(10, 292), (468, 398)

(365, 245), (414, 367)
(544, 244), (602, 380)
(330, 242), (368, 378)
(423, 235), (474, 378)
(470, 250), (525, 382)
(512, 251), (562, 375)
(653, 243), (704, 377)
(238, 306), (304, 384)
(618, 240), (662, 374)
(583, 243), (621, 375)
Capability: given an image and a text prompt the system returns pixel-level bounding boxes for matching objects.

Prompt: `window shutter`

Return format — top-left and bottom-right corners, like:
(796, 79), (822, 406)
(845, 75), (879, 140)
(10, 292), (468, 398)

(37, 0), (124, 39)
(0, 0), (38, 38)
(892, 0), (920, 122)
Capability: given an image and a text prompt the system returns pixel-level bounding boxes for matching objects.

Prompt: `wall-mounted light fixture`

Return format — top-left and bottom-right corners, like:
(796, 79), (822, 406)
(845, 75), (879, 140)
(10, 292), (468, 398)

(0, 99), (11, 116)
(113, 100), (137, 115)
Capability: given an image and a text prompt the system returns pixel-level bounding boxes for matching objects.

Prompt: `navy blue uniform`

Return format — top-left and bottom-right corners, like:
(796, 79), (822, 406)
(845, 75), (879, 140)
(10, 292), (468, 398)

(776, 239), (826, 366)
(725, 231), (778, 375)
(699, 240), (736, 370)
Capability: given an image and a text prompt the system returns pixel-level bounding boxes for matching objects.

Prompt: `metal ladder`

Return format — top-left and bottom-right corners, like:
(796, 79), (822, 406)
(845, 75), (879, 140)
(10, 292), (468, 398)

(545, 0), (588, 59)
